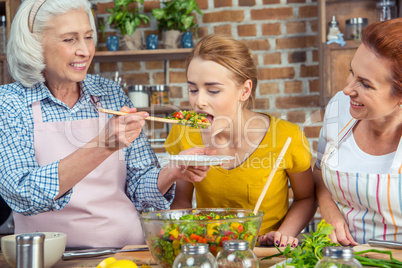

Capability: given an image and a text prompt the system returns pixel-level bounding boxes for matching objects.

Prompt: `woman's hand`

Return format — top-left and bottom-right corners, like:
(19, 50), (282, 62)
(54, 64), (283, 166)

(174, 147), (216, 183)
(258, 231), (298, 248)
(321, 209), (358, 246)
(157, 147), (216, 195)
(314, 166), (358, 246)
(99, 106), (148, 150)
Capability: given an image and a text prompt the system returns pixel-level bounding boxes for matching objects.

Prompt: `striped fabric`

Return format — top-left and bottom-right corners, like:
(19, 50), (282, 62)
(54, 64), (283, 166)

(322, 166), (402, 243)
(321, 118), (402, 244)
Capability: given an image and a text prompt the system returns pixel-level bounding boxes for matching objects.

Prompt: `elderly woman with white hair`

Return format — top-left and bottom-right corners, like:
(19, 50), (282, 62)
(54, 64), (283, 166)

(0, 0), (213, 248)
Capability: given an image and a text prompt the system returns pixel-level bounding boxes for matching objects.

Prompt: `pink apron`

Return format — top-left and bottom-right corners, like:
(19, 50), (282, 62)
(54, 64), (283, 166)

(13, 99), (145, 248)
(321, 118), (402, 244)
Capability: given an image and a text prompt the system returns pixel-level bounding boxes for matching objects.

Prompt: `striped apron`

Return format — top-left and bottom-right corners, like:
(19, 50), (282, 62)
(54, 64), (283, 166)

(321, 118), (402, 244)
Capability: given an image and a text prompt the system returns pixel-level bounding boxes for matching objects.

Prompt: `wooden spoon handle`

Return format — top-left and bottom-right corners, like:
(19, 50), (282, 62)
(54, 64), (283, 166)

(253, 137), (292, 215)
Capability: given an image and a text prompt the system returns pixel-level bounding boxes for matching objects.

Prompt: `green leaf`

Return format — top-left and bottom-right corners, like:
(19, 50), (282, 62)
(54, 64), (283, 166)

(152, 0), (202, 33)
(152, 9), (165, 20)
(181, 15), (194, 31)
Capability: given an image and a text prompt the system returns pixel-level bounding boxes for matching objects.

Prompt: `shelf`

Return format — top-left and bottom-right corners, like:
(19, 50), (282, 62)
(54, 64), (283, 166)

(92, 48), (192, 63)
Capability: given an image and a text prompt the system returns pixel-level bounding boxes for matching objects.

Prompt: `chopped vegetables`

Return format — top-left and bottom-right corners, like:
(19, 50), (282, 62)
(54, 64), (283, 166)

(148, 212), (261, 267)
(165, 110), (210, 128)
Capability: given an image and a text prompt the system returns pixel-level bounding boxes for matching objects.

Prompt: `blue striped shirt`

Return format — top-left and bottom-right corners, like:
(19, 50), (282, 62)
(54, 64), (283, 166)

(0, 74), (174, 215)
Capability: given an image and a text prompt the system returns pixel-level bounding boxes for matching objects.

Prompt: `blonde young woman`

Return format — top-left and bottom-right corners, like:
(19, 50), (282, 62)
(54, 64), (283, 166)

(165, 34), (317, 247)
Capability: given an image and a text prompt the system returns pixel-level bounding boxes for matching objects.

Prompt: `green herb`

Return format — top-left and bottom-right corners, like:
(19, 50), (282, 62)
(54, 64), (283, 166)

(262, 220), (340, 268)
(263, 220), (402, 268)
(354, 249), (402, 268)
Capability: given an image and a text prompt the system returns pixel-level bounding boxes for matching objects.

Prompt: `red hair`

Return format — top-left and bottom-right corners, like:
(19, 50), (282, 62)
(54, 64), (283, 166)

(362, 18), (402, 97)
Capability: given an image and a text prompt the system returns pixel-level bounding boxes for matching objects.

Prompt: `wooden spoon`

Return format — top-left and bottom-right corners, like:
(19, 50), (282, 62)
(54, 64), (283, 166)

(253, 137), (292, 215)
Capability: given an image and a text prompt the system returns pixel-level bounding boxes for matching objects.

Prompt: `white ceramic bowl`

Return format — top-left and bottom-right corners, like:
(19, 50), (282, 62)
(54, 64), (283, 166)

(1, 232), (67, 268)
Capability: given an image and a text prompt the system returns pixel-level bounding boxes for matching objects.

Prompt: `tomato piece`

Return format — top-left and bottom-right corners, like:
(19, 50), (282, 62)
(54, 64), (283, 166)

(209, 245), (217, 254)
(185, 114), (191, 120)
(190, 233), (201, 241)
(172, 112), (184, 119)
(237, 225), (244, 233)
(202, 118), (209, 123)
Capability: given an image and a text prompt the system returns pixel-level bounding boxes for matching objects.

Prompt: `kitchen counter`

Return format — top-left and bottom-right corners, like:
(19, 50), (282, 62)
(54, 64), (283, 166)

(0, 247), (286, 267)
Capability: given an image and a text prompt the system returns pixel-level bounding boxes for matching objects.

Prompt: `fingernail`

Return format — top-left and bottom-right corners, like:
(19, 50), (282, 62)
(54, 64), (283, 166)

(280, 244), (284, 247)
(292, 243), (296, 247)
(275, 240), (279, 245)
(144, 113), (149, 117)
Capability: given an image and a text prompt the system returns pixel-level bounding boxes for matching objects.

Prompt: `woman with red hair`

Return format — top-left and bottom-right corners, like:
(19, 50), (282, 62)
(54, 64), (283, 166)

(314, 18), (402, 246)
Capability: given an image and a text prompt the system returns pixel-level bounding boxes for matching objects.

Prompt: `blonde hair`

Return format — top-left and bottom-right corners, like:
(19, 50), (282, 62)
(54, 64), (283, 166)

(186, 34), (258, 108)
(7, 0), (97, 87)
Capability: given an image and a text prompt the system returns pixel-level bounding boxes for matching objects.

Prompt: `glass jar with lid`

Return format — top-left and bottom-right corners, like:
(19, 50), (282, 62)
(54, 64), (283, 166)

(315, 247), (362, 268)
(149, 85), (170, 106)
(172, 243), (217, 268)
(376, 0), (397, 21)
(345, 18), (368, 40)
(216, 240), (259, 268)
(128, 85), (149, 108)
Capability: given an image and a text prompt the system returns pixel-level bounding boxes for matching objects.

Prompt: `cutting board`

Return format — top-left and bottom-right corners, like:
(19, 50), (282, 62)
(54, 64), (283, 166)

(113, 245), (156, 265)
(113, 245), (284, 266)
(354, 244), (402, 261)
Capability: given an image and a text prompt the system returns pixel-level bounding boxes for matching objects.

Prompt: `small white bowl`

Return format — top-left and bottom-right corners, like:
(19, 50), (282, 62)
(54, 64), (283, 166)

(1, 232), (67, 268)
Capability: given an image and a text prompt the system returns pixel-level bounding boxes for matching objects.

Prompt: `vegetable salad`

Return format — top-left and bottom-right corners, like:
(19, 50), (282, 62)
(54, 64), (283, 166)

(148, 212), (260, 267)
(165, 110), (210, 128)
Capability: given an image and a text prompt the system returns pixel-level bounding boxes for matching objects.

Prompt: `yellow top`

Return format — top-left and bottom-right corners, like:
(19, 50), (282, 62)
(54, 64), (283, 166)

(164, 115), (311, 235)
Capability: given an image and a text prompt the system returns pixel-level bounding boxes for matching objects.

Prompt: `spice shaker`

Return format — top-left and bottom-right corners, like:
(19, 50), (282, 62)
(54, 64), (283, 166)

(216, 240), (259, 268)
(16, 233), (45, 268)
(128, 85), (149, 108)
(172, 243), (217, 268)
(327, 16), (341, 41)
(150, 85), (170, 106)
(315, 247), (362, 268)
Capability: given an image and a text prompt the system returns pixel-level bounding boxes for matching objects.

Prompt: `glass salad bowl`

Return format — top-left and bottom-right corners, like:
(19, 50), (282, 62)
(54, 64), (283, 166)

(139, 208), (264, 267)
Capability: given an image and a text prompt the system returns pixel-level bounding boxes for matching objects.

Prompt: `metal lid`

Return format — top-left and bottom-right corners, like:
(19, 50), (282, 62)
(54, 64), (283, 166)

(346, 17), (368, 25)
(149, 85), (169, 91)
(322, 246), (354, 260)
(377, 0), (396, 7)
(328, 16), (339, 27)
(16, 233), (45, 245)
(181, 243), (209, 254)
(222, 239), (249, 251)
(128, 85), (148, 92)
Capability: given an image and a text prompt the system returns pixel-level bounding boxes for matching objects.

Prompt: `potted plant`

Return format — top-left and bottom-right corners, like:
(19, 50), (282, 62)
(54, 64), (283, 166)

(152, 0), (203, 49)
(107, 0), (151, 50)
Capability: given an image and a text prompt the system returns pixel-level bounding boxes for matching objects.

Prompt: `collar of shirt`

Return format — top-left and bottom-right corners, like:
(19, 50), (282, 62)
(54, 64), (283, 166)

(24, 75), (109, 108)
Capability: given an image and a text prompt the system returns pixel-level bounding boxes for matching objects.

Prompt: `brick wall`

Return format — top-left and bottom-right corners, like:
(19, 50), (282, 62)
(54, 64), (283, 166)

(89, 0), (324, 160)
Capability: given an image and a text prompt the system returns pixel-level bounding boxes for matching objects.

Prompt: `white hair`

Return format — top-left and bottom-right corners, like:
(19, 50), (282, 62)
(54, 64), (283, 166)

(7, 0), (97, 87)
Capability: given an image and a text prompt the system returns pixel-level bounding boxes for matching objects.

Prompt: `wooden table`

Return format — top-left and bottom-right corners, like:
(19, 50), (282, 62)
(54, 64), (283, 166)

(0, 247), (286, 268)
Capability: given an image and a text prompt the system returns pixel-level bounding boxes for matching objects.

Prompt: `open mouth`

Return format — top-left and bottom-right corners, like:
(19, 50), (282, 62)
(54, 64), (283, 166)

(350, 100), (364, 107)
(206, 114), (214, 125)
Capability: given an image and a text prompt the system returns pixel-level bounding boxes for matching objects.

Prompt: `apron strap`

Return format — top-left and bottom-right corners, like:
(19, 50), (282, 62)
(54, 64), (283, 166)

(31, 101), (43, 124)
(322, 118), (358, 162)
